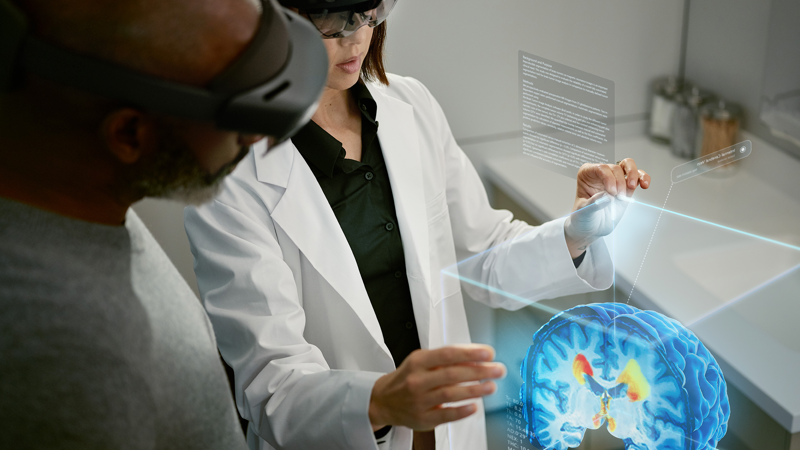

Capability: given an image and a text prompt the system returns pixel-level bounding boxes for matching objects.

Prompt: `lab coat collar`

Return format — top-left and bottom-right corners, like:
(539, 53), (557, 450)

(256, 139), (394, 363)
(253, 82), (434, 351)
(369, 84), (433, 349)
(252, 139), (292, 189)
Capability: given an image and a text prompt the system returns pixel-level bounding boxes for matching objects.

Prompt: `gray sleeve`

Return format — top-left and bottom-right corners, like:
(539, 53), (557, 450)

(0, 293), (157, 450)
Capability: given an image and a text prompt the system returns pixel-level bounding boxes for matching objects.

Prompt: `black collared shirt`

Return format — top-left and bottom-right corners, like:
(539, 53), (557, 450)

(292, 82), (421, 369)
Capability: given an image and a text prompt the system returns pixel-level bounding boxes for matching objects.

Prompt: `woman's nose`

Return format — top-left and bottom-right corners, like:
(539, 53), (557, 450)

(341, 20), (371, 44)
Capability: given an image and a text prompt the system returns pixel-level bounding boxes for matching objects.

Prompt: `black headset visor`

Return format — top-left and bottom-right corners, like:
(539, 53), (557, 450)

(0, 0), (328, 142)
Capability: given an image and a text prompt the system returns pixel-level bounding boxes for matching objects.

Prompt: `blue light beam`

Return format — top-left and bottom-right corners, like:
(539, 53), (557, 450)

(618, 196), (800, 253)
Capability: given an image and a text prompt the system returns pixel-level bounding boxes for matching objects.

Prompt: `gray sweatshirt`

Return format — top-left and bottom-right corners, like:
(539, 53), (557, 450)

(0, 198), (247, 450)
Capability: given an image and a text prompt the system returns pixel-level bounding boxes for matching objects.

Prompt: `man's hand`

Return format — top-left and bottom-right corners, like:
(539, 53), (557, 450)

(368, 344), (506, 431)
(565, 158), (651, 258)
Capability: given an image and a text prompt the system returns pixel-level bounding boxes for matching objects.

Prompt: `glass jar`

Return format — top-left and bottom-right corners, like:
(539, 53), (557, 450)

(649, 76), (682, 143)
(698, 101), (742, 156)
(697, 100), (743, 176)
(670, 86), (715, 159)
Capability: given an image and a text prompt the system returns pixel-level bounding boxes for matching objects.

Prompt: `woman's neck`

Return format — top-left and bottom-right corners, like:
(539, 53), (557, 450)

(311, 86), (360, 131)
(310, 84), (364, 161)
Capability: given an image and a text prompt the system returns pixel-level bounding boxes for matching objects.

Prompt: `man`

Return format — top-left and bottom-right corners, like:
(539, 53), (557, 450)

(0, 0), (326, 448)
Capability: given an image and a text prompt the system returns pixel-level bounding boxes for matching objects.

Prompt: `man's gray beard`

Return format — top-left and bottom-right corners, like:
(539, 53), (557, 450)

(162, 181), (226, 206)
(126, 126), (250, 206)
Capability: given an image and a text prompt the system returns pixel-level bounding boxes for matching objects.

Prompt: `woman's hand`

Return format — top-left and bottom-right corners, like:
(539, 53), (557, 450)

(368, 344), (506, 431)
(564, 159), (651, 258)
(576, 158), (650, 200)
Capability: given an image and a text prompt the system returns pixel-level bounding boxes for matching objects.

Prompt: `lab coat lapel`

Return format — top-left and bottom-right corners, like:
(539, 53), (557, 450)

(256, 142), (392, 360)
(371, 86), (434, 350)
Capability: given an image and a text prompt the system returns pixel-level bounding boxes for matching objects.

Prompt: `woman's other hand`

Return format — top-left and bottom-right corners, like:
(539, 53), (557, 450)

(368, 344), (506, 431)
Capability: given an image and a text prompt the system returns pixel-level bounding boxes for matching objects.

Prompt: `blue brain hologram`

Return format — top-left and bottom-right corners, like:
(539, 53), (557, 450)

(519, 303), (729, 450)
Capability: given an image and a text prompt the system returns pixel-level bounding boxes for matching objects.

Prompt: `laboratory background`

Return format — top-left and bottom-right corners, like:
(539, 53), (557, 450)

(132, 0), (800, 449)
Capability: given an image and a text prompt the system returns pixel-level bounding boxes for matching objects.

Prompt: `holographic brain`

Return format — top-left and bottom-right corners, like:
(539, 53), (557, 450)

(520, 303), (729, 450)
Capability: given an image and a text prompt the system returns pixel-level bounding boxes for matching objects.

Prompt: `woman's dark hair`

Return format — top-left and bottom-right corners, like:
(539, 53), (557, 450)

(360, 21), (388, 85)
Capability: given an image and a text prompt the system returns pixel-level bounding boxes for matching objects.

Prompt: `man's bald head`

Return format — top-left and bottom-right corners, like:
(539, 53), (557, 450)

(12, 0), (260, 86)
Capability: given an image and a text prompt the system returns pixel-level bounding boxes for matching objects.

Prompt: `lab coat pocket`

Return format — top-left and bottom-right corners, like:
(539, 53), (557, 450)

(426, 192), (460, 307)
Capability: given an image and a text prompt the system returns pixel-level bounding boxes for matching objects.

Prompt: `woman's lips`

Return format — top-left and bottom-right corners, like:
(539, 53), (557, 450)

(336, 55), (361, 75)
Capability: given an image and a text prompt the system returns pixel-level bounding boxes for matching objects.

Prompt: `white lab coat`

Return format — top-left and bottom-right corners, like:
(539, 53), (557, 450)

(183, 74), (613, 450)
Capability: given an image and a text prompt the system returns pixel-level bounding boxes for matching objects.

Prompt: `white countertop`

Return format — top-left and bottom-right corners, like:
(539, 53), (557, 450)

(482, 132), (800, 433)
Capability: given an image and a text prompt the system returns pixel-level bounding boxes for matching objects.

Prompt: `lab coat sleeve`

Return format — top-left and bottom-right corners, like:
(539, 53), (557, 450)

(184, 198), (381, 450)
(411, 79), (613, 310)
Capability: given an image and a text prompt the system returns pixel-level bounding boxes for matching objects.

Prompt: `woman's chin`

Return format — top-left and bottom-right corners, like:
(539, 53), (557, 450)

(327, 70), (362, 91)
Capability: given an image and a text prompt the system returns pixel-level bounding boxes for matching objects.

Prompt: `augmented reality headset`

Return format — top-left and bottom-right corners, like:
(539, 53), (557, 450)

(0, 0), (328, 143)
(280, 0), (397, 39)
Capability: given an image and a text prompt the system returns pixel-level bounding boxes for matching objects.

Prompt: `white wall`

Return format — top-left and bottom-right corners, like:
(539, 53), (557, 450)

(385, 0), (685, 142)
(684, 0), (800, 162)
(683, 0), (770, 128)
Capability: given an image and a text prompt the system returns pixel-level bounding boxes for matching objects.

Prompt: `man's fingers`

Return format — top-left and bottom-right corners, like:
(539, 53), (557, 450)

(407, 345), (494, 371)
(424, 381), (497, 409)
(416, 363), (505, 391)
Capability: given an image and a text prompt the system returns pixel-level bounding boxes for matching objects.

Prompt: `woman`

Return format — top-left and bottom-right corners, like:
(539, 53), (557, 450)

(184, 1), (651, 449)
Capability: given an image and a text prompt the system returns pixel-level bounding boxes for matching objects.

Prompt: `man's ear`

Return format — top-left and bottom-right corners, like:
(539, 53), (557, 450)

(101, 108), (159, 164)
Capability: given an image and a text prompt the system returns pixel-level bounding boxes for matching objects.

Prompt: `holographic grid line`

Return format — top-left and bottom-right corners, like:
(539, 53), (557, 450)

(626, 183), (674, 303)
(442, 270), (563, 316)
(443, 197), (800, 322)
(618, 197), (800, 252)
(686, 262), (800, 327)
(440, 270), (662, 350)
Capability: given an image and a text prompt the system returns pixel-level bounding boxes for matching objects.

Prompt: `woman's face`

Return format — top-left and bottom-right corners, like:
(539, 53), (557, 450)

(321, 24), (374, 91)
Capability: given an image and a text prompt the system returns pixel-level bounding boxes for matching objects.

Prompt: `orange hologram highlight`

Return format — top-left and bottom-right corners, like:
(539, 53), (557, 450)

(573, 353), (593, 384)
(616, 359), (650, 402)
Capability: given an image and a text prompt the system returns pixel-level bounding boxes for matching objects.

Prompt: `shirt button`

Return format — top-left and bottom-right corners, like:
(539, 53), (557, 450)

(405, 322), (414, 330)
(361, 104), (367, 111)
(365, 172), (374, 181)
(385, 223), (394, 231)
(394, 271), (403, 278)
